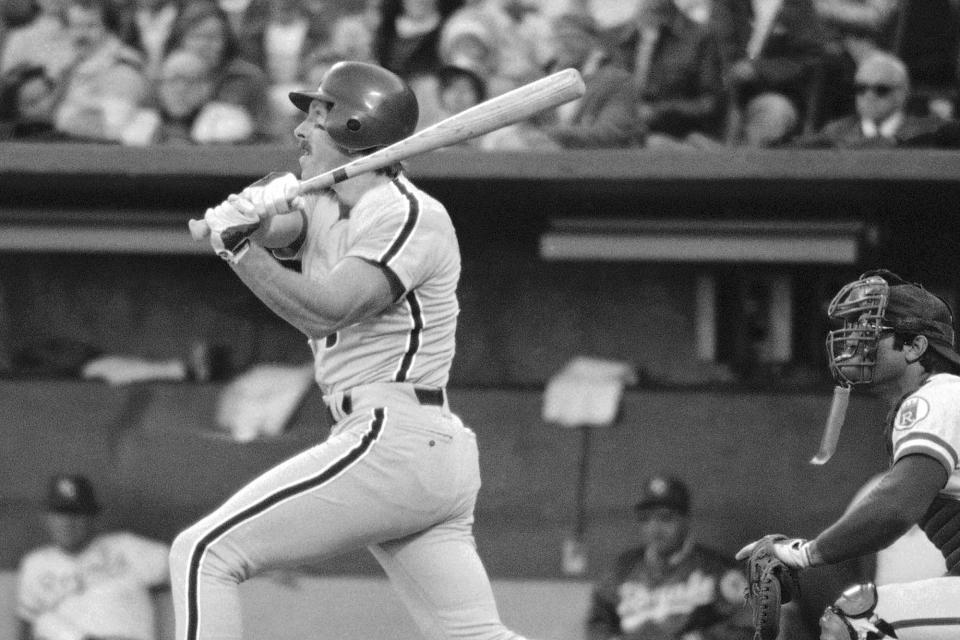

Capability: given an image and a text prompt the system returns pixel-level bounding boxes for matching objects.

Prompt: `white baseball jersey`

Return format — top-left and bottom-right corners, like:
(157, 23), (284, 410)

(171, 171), (528, 640)
(283, 173), (460, 395)
(875, 372), (960, 639)
(17, 531), (170, 640)
(891, 373), (960, 498)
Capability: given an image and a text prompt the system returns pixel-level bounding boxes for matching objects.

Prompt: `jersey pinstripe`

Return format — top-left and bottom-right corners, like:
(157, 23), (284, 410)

(891, 373), (960, 498)
(287, 173), (460, 395)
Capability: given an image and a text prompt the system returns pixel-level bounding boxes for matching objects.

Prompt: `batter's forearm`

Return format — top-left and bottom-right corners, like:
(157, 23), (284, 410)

(231, 245), (343, 338)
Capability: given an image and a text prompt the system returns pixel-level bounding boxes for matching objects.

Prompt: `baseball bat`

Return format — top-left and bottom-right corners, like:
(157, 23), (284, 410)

(189, 68), (586, 240)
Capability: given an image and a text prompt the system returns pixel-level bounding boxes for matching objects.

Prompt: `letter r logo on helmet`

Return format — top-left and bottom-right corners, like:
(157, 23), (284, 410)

(289, 61), (419, 152)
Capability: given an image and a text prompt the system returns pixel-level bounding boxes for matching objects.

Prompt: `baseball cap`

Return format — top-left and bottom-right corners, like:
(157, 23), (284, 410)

(868, 269), (960, 372)
(634, 475), (690, 515)
(44, 474), (100, 516)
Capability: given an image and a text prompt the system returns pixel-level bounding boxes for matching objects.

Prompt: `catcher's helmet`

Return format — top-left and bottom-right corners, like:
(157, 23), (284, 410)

(289, 61), (419, 152)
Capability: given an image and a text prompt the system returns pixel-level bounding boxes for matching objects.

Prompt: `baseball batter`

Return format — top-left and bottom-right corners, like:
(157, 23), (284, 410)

(17, 474), (171, 640)
(171, 61), (534, 640)
(737, 269), (960, 640)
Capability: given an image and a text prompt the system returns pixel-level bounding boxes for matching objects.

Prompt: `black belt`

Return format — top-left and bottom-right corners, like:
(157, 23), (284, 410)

(332, 386), (445, 420)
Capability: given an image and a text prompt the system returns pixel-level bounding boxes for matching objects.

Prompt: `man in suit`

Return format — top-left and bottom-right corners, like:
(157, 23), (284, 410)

(711, 0), (826, 145)
(540, 12), (643, 148)
(794, 51), (960, 148)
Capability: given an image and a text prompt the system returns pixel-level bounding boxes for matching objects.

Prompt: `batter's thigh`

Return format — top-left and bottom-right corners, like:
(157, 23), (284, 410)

(180, 412), (449, 579)
(370, 519), (527, 640)
(876, 578), (960, 640)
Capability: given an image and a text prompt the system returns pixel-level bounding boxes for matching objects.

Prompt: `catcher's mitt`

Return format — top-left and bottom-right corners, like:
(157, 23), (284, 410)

(743, 535), (802, 640)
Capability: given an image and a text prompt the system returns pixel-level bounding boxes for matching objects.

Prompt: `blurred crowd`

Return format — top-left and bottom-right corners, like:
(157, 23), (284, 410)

(1, 0), (959, 148)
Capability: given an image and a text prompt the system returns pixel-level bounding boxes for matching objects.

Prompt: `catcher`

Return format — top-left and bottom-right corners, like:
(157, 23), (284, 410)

(736, 270), (960, 640)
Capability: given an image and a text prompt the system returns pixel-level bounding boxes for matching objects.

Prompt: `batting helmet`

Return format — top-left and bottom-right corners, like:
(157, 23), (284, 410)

(289, 61), (419, 152)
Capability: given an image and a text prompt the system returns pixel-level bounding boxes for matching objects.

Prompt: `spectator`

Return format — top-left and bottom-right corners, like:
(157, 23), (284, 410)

(53, 0), (150, 142)
(611, 0), (726, 146)
(812, 0), (900, 122)
(437, 63), (485, 115)
(417, 63), (488, 142)
(439, 0), (550, 96)
(328, 12), (377, 63)
(712, 0), (826, 146)
(814, 0), (899, 64)
(435, 16), (502, 98)
(16, 474), (170, 640)
(792, 51), (960, 148)
(587, 475), (753, 640)
(0, 63), (66, 140)
(0, 0), (75, 79)
(372, 0), (462, 79)
(123, 48), (256, 145)
(162, 0), (268, 140)
(539, 12), (642, 149)
(235, 0), (334, 142)
(115, 0), (183, 79)
(236, 0), (333, 87)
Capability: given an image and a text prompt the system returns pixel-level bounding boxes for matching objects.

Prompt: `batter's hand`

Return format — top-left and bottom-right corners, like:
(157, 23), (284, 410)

(203, 195), (261, 263)
(241, 172), (305, 219)
(736, 536), (814, 569)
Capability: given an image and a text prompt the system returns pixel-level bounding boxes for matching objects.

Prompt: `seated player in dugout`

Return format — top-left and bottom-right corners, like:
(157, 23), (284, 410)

(737, 269), (960, 640)
(587, 475), (753, 640)
(16, 474), (171, 640)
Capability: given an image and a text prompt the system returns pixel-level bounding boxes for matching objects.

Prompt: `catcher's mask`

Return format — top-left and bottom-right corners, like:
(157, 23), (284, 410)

(825, 269), (960, 385)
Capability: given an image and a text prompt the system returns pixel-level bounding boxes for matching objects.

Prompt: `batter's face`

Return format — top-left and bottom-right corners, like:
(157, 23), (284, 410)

(294, 99), (354, 180)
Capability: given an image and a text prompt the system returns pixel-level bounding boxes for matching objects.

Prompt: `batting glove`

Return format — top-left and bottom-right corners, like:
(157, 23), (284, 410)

(204, 195), (261, 263)
(736, 536), (815, 569)
(240, 172), (306, 219)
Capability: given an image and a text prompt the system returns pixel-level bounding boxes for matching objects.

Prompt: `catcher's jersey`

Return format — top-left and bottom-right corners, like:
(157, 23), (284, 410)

(286, 173), (460, 395)
(17, 531), (170, 640)
(890, 373), (960, 498)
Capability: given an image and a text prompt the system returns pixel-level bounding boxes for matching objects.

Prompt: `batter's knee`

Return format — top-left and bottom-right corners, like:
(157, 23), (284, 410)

(170, 520), (250, 586)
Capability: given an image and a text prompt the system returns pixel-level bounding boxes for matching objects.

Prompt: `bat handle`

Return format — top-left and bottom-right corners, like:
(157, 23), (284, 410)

(189, 218), (210, 240)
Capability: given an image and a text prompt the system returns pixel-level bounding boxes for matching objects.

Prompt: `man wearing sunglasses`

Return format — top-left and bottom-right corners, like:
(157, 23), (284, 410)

(737, 270), (960, 639)
(793, 51), (958, 148)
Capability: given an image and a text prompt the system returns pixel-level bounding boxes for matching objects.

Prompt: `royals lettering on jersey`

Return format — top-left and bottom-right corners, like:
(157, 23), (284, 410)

(617, 569), (721, 631)
(589, 543), (749, 640)
(891, 373), (960, 498)
(289, 174), (460, 395)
